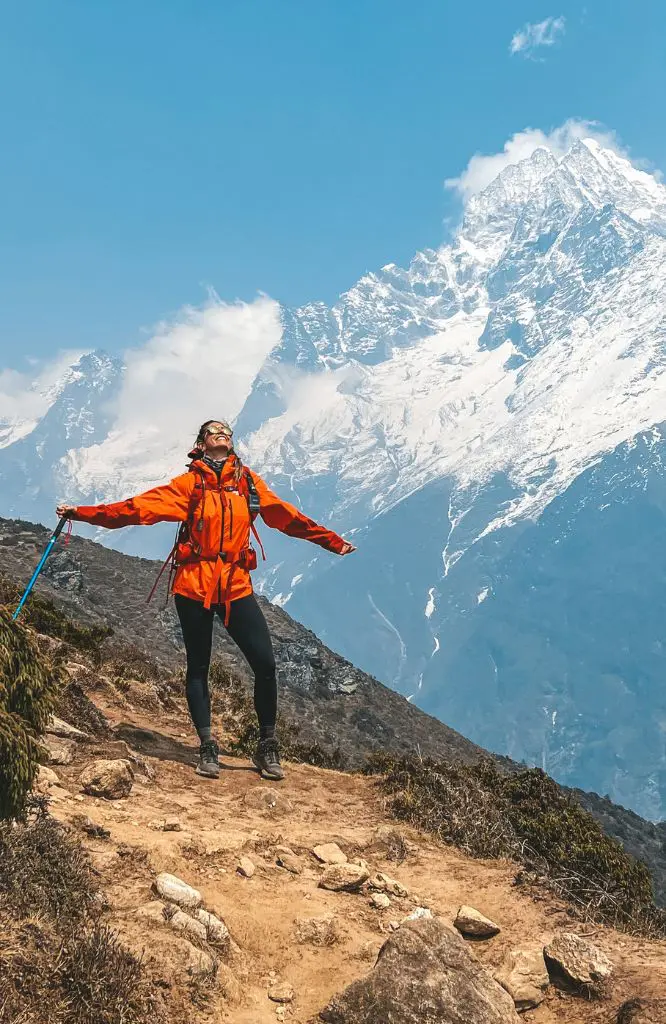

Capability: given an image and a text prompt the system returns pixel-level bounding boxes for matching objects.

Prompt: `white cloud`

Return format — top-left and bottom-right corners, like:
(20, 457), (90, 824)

(510, 16), (566, 57)
(445, 119), (627, 201)
(68, 294), (283, 495)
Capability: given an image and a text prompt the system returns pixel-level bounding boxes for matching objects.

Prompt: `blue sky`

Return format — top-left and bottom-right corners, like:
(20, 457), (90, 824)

(0, 0), (664, 365)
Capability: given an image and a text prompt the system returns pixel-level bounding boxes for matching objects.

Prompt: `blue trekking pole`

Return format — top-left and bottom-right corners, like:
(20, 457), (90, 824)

(13, 517), (69, 621)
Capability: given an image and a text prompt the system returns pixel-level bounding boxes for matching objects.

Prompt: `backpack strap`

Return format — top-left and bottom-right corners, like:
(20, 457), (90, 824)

(242, 469), (266, 560)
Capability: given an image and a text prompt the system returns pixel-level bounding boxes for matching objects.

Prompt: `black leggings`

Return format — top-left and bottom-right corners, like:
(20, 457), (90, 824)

(174, 593), (277, 740)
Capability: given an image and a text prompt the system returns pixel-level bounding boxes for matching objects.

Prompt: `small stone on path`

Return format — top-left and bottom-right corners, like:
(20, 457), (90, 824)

(455, 905), (501, 939)
(269, 981), (295, 1003)
(169, 908), (207, 942)
(312, 842), (347, 865)
(153, 872), (202, 911)
(194, 908), (230, 946)
(238, 856), (256, 878)
(371, 892), (391, 910)
(319, 863), (369, 892)
(163, 816), (182, 832)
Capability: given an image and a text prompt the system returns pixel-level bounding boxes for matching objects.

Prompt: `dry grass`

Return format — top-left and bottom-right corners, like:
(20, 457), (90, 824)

(365, 752), (666, 938)
(0, 803), (162, 1024)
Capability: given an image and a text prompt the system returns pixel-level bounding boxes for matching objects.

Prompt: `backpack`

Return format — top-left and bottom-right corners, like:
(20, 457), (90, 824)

(147, 466), (265, 606)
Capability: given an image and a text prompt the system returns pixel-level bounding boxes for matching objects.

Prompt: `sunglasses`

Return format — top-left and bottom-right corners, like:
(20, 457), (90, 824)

(204, 427), (233, 440)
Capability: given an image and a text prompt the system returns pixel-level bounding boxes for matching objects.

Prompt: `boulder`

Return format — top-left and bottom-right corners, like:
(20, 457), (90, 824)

(47, 715), (89, 741)
(295, 915), (339, 946)
(35, 765), (60, 791)
(312, 842), (348, 865)
(237, 856), (256, 878)
(194, 908), (230, 946)
(169, 909), (207, 942)
(455, 905), (501, 939)
(319, 863), (369, 892)
(544, 933), (613, 995)
(617, 998), (666, 1023)
(44, 736), (76, 766)
(153, 872), (202, 911)
(495, 948), (550, 1011)
(371, 892), (391, 910)
(320, 917), (520, 1024)
(368, 871), (408, 898)
(79, 759), (134, 799)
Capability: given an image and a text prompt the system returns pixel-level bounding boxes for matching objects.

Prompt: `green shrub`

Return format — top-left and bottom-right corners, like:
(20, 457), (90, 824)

(0, 573), (113, 664)
(366, 753), (666, 936)
(0, 609), (61, 820)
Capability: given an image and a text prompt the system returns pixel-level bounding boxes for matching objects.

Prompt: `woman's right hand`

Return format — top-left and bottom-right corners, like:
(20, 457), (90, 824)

(56, 504), (77, 519)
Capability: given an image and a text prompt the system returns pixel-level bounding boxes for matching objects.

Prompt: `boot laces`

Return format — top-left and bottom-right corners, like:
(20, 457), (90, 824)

(261, 738), (280, 764)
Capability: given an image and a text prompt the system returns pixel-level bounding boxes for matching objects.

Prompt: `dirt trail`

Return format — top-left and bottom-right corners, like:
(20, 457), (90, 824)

(45, 698), (666, 1024)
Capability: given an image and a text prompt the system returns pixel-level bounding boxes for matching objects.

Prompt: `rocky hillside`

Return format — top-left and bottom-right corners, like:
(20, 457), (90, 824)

(5, 622), (666, 1024)
(3, 514), (666, 911)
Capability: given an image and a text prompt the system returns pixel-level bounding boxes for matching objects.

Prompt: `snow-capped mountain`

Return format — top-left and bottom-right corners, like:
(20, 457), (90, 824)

(3, 137), (666, 818)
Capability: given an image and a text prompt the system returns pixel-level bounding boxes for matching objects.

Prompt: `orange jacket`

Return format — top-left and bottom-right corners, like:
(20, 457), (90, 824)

(72, 456), (347, 609)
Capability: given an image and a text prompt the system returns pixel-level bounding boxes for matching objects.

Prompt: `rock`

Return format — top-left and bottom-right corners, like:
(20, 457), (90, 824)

(312, 842), (348, 865)
(455, 905), (501, 939)
(35, 765), (60, 792)
(153, 872), (203, 911)
(79, 759), (134, 799)
(237, 856), (256, 878)
(243, 786), (293, 815)
(44, 736), (76, 766)
(351, 857), (371, 872)
(320, 917), (520, 1024)
(403, 907), (432, 923)
(544, 933), (613, 995)
(319, 863), (369, 892)
(47, 715), (89, 740)
(169, 909), (208, 942)
(136, 900), (168, 924)
(371, 892), (391, 910)
(74, 815), (111, 840)
(163, 816), (182, 832)
(269, 981), (295, 1004)
(616, 998), (666, 1023)
(194, 909), (230, 946)
(48, 785), (73, 801)
(368, 871), (408, 898)
(181, 939), (215, 976)
(495, 948), (550, 1011)
(276, 845), (302, 874)
(295, 915), (339, 946)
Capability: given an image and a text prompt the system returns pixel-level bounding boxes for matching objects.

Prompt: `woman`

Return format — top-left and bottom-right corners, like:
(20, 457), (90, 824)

(57, 420), (355, 781)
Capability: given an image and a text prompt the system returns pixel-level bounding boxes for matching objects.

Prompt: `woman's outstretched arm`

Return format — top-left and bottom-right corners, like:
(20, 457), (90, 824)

(248, 470), (355, 555)
(57, 474), (194, 530)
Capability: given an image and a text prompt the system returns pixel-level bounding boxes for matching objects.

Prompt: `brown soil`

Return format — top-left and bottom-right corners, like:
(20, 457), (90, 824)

(45, 694), (666, 1024)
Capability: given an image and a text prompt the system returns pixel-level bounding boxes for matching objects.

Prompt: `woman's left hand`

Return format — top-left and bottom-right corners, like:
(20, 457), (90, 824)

(338, 542), (356, 556)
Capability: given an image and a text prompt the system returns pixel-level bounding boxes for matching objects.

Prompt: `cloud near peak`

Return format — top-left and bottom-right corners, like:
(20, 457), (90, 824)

(444, 120), (629, 201)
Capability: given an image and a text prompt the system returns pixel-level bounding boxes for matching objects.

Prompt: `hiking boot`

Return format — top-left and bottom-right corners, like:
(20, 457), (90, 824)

(252, 737), (285, 781)
(196, 739), (220, 779)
